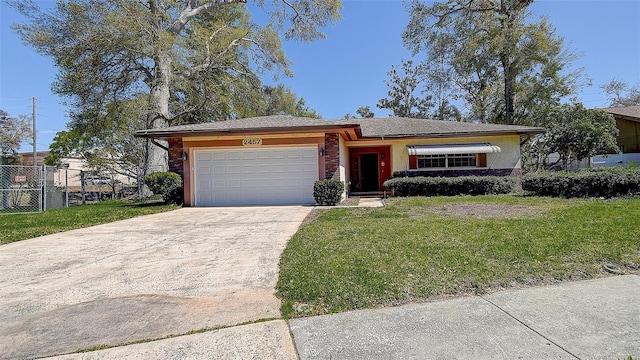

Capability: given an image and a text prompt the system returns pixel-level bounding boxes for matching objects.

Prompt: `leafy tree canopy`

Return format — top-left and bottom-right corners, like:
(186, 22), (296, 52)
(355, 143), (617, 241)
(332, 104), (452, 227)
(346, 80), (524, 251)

(356, 105), (375, 118)
(0, 109), (31, 155)
(525, 103), (619, 171)
(244, 84), (320, 118)
(377, 60), (432, 118)
(403, 0), (580, 125)
(602, 79), (640, 107)
(11, 0), (339, 172)
(344, 105), (375, 119)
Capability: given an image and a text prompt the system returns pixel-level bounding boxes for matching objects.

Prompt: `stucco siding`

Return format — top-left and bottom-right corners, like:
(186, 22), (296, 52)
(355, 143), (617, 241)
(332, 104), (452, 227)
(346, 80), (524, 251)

(384, 135), (522, 173)
(344, 135), (521, 174)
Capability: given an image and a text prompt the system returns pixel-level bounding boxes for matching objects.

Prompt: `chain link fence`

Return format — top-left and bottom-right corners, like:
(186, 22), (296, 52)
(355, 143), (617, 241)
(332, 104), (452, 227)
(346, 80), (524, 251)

(0, 165), (43, 214)
(1, 165), (145, 214)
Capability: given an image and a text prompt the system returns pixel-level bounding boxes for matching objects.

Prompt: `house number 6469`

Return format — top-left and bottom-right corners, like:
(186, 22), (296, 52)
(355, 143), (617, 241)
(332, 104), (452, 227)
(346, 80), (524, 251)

(242, 138), (262, 146)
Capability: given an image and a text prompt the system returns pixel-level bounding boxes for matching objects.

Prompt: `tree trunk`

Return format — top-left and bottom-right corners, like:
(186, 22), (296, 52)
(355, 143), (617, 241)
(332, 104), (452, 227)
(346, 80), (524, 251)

(504, 63), (514, 125)
(497, 0), (517, 126)
(144, 0), (170, 175)
(147, 50), (172, 174)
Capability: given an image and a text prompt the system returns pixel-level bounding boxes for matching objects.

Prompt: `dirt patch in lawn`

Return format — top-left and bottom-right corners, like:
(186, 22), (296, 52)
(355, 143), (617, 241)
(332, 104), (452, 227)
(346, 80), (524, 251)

(427, 203), (545, 219)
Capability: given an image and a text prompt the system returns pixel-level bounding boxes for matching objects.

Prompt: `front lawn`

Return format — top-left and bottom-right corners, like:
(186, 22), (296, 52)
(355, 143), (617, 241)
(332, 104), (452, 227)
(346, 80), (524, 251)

(1, 200), (178, 245)
(277, 195), (640, 317)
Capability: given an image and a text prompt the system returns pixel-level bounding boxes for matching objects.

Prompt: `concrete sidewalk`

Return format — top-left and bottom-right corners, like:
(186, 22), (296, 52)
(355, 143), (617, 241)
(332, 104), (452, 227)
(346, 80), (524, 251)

(290, 275), (640, 360)
(356, 197), (384, 207)
(49, 275), (640, 359)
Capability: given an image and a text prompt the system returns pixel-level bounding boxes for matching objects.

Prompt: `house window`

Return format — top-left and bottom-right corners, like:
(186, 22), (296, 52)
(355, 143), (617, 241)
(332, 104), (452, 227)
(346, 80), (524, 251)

(417, 154), (446, 168)
(417, 153), (477, 168)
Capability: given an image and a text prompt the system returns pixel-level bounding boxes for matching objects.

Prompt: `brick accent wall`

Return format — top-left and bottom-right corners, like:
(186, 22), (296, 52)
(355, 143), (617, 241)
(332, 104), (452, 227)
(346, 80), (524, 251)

(168, 138), (184, 176)
(324, 133), (340, 179)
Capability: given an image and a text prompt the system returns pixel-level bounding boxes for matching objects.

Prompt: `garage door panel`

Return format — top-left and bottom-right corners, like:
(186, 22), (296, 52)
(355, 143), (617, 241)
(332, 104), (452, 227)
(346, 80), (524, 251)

(225, 151), (242, 160)
(271, 150), (286, 159)
(242, 152), (257, 160)
(196, 152), (211, 161)
(302, 148), (317, 157)
(212, 165), (226, 174)
(195, 146), (319, 205)
(256, 164), (272, 173)
(198, 165), (212, 176)
(226, 165), (242, 175)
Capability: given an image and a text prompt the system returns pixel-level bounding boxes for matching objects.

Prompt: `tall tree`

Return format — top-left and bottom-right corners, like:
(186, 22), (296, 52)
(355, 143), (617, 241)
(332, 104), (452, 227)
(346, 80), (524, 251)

(602, 80), (640, 107)
(404, 0), (579, 125)
(377, 60), (432, 118)
(0, 109), (31, 155)
(11, 0), (341, 173)
(416, 28), (461, 121)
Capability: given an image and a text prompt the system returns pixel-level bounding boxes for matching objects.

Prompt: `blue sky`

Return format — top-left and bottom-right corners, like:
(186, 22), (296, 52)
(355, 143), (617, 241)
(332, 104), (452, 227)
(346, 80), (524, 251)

(1, 0), (639, 153)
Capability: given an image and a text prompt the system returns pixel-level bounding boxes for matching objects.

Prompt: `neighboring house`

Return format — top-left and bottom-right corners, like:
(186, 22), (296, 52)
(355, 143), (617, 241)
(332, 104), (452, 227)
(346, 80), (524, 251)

(136, 116), (544, 206)
(15, 151), (50, 167)
(17, 151), (136, 188)
(592, 106), (640, 167)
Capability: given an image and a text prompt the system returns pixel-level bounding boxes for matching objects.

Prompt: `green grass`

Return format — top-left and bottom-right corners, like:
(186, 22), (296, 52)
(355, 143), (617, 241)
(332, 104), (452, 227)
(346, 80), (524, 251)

(277, 195), (640, 317)
(1, 200), (178, 245)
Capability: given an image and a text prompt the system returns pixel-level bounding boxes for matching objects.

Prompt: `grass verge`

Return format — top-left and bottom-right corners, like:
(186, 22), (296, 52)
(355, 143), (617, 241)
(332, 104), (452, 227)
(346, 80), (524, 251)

(1, 200), (178, 245)
(277, 195), (640, 317)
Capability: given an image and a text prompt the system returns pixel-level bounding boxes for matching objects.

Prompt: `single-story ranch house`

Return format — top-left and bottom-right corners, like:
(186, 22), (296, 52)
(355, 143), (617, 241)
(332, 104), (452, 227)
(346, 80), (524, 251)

(136, 116), (544, 206)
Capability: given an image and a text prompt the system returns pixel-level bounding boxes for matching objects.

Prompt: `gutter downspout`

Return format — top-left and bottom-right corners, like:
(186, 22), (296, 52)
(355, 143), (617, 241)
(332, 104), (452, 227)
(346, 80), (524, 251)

(151, 138), (169, 152)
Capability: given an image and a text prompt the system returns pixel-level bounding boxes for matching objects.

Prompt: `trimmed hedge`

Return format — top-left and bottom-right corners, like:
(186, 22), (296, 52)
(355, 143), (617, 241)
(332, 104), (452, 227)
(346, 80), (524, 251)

(313, 179), (345, 205)
(144, 171), (183, 204)
(522, 168), (640, 198)
(383, 176), (517, 197)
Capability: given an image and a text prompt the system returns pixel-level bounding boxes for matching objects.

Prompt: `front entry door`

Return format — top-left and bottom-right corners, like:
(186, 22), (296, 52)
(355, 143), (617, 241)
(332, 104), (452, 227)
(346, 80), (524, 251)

(359, 153), (379, 192)
(349, 146), (391, 193)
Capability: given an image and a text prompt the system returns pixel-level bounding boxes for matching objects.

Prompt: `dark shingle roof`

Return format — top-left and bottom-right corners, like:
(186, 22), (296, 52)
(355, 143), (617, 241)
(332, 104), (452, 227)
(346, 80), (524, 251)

(139, 115), (330, 133)
(601, 106), (640, 120)
(334, 117), (544, 138)
(136, 115), (544, 138)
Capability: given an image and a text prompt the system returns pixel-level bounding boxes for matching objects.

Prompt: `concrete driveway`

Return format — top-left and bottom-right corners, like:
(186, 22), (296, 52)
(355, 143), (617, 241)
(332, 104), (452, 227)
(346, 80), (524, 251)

(0, 206), (312, 359)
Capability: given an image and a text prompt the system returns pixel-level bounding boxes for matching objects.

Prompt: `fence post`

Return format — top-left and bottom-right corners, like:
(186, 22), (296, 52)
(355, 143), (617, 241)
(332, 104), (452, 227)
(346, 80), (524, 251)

(41, 165), (46, 212)
(81, 170), (86, 205)
(63, 163), (69, 208)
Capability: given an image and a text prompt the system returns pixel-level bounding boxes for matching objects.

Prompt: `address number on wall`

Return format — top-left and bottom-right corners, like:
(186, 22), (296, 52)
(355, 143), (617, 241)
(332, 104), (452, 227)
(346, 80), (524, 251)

(242, 138), (262, 146)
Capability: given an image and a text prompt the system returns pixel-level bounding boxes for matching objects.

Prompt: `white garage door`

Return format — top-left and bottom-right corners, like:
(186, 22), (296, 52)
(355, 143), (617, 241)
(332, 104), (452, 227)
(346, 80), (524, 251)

(194, 147), (319, 205)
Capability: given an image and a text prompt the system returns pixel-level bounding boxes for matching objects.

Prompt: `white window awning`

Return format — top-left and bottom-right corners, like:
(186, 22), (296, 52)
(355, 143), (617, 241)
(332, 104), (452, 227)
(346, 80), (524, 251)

(407, 143), (501, 156)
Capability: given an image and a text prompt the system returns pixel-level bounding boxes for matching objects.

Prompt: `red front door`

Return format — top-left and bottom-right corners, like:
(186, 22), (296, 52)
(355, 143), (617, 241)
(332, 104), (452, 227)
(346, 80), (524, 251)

(349, 146), (391, 192)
